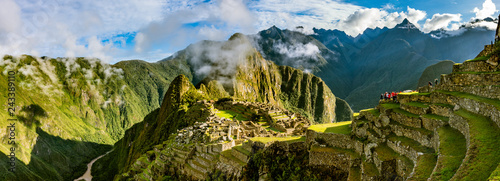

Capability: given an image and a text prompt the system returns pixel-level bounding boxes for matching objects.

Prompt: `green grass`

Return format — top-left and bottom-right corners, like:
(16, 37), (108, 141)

(310, 145), (360, 159)
(421, 114), (449, 122)
(233, 145), (251, 156)
(374, 144), (413, 169)
(353, 112), (360, 118)
(348, 167), (361, 181)
(436, 90), (500, 110)
(403, 102), (429, 108)
(411, 154), (438, 180)
(465, 55), (489, 62)
(393, 108), (421, 118)
(380, 102), (400, 109)
(215, 109), (249, 121)
(220, 150), (246, 166)
(489, 164), (500, 180)
(431, 126), (467, 181)
(452, 109), (500, 180)
(433, 103), (454, 109)
(308, 121), (352, 134)
(265, 126), (284, 133)
(250, 136), (306, 144)
(362, 161), (380, 177)
(360, 108), (380, 117)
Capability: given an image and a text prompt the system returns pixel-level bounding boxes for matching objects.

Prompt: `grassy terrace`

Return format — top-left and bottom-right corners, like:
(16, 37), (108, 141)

(374, 144), (413, 169)
(381, 103), (420, 118)
(308, 121), (352, 134)
(453, 109), (500, 180)
(411, 154), (437, 180)
(465, 55), (489, 62)
(360, 108), (380, 117)
(433, 103), (454, 109)
(390, 120), (433, 136)
(403, 102), (429, 108)
(436, 90), (500, 110)
(387, 134), (434, 153)
(233, 145), (251, 156)
(310, 145), (360, 159)
(421, 114), (449, 122)
(215, 109), (249, 121)
(250, 136), (305, 144)
(220, 150), (246, 166)
(431, 126), (466, 181)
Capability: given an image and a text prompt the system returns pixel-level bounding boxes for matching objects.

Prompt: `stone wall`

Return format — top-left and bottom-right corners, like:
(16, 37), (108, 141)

(440, 73), (500, 87)
(306, 130), (353, 149)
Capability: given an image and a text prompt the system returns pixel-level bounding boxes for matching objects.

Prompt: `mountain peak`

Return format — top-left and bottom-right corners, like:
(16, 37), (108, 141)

(395, 18), (418, 30)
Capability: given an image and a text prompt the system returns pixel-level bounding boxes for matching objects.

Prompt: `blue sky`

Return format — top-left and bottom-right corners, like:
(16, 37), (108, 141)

(0, 0), (498, 63)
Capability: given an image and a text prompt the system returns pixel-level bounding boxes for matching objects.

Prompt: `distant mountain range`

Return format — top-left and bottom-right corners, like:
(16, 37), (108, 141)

(252, 18), (495, 111)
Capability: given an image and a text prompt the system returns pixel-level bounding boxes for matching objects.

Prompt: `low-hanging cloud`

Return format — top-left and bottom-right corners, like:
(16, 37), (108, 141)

(180, 34), (254, 86)
(423, 13), (462, 33)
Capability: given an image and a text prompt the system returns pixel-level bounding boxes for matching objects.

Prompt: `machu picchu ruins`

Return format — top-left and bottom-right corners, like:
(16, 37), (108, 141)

(115, 30), (500, 181)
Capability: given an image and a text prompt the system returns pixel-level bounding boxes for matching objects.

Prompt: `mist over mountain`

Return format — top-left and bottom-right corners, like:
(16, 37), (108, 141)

(253, 18), (495, 111)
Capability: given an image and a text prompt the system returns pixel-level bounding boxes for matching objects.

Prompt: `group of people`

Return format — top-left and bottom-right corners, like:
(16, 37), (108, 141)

(381, 91), (399, 102)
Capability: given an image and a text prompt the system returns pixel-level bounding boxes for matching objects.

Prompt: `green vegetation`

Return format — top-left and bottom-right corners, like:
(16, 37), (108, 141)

(453, 109), (500, 180)
(465, 55), (490, 62)
(374, 144), (413, 169)
(310, 145), (360, 159)
(380, 102), (401, 109)
(362, 161), (380, 177)
(417, 60), (454, 87)
(437, 90), (500, 110)
(403, 102), (429, 108)
(433, 103), (454, 109)
(489, 164), (500, 181)
(233, 145), (251, 156)
(347, 167), (361, 181)
(431, 126), (466, 181)
(308, 121), (352, 134)
(360, 108), (380, 117)
(381, 102), (420, 119)
(421, 114), (449, 122)
(250, 136), (305, 144)
(411, 154), (437, 180)
(215, 109), (248, 121)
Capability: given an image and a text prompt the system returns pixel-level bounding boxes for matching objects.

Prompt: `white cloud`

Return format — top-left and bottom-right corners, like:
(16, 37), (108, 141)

(0, 0), (165, 63)
(423, 13), (462, 33)
(249, 0), (361, 35)
(0, 0), (22, 34)
(337, 7), (427, 36)
(473, 0), (498, 19)
(133, 0), (256, 56)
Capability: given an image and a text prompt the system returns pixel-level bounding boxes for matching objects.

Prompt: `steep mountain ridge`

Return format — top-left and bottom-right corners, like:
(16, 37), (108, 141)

(261, 19), (495, 111)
